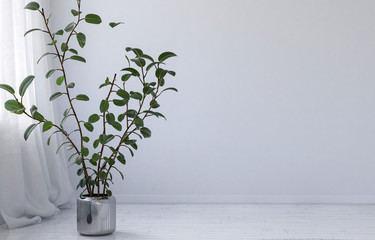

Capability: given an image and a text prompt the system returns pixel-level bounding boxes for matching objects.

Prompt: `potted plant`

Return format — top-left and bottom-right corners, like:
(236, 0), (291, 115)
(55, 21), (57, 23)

(0, 0), (177, 236)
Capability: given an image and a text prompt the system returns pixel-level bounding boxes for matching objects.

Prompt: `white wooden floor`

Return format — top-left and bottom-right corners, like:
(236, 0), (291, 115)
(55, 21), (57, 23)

(0, 204), (374, 239)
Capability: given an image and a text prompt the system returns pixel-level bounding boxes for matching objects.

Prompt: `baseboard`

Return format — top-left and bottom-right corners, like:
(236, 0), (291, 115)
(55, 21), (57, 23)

(113, 194), (375, 204)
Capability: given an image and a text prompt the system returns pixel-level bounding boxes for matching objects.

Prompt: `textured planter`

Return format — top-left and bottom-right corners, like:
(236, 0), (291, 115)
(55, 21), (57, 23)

(77, 195), (116, 235)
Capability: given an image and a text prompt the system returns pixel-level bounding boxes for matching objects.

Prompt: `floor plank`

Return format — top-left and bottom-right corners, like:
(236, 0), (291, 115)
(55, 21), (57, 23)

(0, 204), (374, 239)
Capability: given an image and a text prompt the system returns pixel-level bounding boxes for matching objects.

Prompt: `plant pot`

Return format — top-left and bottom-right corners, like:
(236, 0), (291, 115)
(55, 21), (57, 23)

(77, 195), (116, 236)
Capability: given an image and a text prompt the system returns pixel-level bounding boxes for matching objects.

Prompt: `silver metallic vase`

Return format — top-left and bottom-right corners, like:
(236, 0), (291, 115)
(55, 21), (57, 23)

(77, 195), (116, 235)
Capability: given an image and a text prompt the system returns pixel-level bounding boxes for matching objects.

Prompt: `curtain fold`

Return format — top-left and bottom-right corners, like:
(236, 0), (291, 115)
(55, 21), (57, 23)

(0, 0), (74, 229)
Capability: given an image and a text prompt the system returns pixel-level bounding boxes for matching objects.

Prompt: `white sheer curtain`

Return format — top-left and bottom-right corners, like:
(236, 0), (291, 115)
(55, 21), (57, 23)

(0, 0), (74, 229)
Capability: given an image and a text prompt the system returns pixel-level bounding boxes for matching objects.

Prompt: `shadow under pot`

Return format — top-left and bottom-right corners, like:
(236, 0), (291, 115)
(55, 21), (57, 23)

(77, 195), (116, 235)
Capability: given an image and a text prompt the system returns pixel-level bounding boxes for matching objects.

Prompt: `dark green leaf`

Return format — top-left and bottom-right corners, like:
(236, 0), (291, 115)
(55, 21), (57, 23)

(100, 100), (109, 113)
(130, 92), (142, 100)
(85, 14), (102, 24)
(76, 156), (83, 166)
(82, 136), (90, 143)
(19, 75), (35, 97)
(76, 32), (86, 48)
(4, 100), (24, 114)
(168, 71), (176, 76)
(69, 48), (78, 54)
(70, 55), (86, 63)
(140, 127), (152, 138)
(143, 86), (155, 95)
(42, 121), (53, 132)
(24, 2), (40, 10)
(146, 62), (161, 72)
(56, 76), (64, 86)
(33, 111), (44, 121)
(24, 124), (37, 140)
(78, 178), (86, 188)
(118, 113), (126, 122)
(0, 84), (15, 95)
(158, 51), (177, 62)
(116, 89), (129, 100)
(71, 9), (79, 16)
(155, 68), (168, 79)
(121, 74), (131, 82)
(67, 82), (75, 88)
(88, 114), (100, 123)
(160, 87), (178, 94)
(126, 109), (137, 118)
(109, 22), (124, 28)
(112, 122), (122, 131)
(64, 22), (75, 32)
(47, 40), (57, 46)
(77, 168), (84, 176)
(125, 47), (143, 57)
(150, 100), (160, 109)
(84, 122), (94, 132)
(49, 92), (63, 101)
(131, 57), (146, 67)
(106, 113), (115, 125)
(120, 67), (140, 76)
(106, 190), (112, 197)
(24, 28), (43, 37)
(99, 171), (106, 180)
(117, 153), (126, 164)
(45, 69), (56, 79)
(89, 159), (97, 166)
(142, 54), (154, 62)
(30, 105), (37, 115)
(61, 42), (68, 51)
(134, 117), (144, 128)
(82, 147), (89, 156)
(93, 139), (100, 148)
(76, 94), (89, 101)
(113, 99), (126, 106)
(55, 30), (64, 35)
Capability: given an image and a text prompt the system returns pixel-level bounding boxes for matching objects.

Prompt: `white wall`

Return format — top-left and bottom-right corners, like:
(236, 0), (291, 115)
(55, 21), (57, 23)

(50, 0), (375, 203)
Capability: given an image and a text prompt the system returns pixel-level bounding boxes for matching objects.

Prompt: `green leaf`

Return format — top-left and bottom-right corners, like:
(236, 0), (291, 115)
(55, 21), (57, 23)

(84, 122), (94, 132)
(82, 147), (89, 156)
(146, 62), (161, 72)
(125, 47), (143, 57)
(89, 159), (97, 166)
(168, 71), (176, 76)
(19, 75), (35, 97)
(92, 153), (100, 161)
(45, 69), (56, 79)
(69, 48), (78, 54)
(117, 153), (126, 164)
(82, 136), (90, 143)
(150, 100), (160, 109)
(140, 127), (152, 138)
(76, 156), (83, 166)
(76, 32), (86, 48)
(160, 87), (178, 94)
(64, 22), (75, 32)
(121, 74), (131, 82)
(61, 42), (68, 52)
(100, 100), (109, 113)
(4, 100), (24, 114)
(55, 30), (64, 35)
(134, 117), (144, 128)
(56, 76), (65, 86)
(24, 2), (40, 10)
(85, 14), (102, 24)
(99, 171), (106, 181)
(49, 92), (63, 101)
(118, 113), (126, 122)
(42, 121), (53, 132)
(130, 92), (142, 100)
(93, 139), (100, 149)
(121, 67), (140, 76)
(76, 94), (89, 101)
(0, 84), (15, 95)
(109, 22), (124, 28)
(88, 114), (100, 123)
(116, 89), (130, 100)
(106, 190), (112, 197)
(131, 57), (146, 67)
(126, 109), (137, 118)
(112, 122), (122, 131)
(158, 51), (177, 62)
(24, 124), (37, 140)
(30, 105), (37, 115)
(77, 168), (84, 176)
(113, 99), (126, 106)
(37, 52), (55, 64)
(71, 9), (79, 16)
(67, 82), (75, 88)
(142, 54), (154, 62)
(24, 28), (43, 37)
(106, 113), (115, 125)
(143, 86), (155, 95)
(33, 111), (44, 121)
(155, 68), (168, 79)
(70, 55), (86, 63)
(47, 40), (57, 46)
